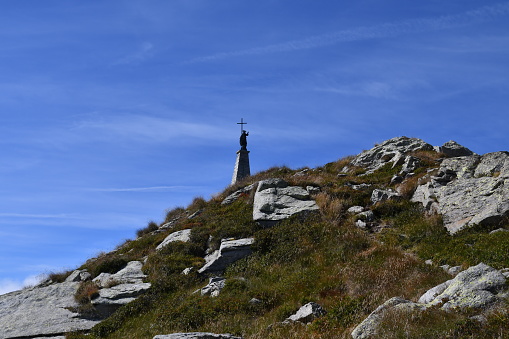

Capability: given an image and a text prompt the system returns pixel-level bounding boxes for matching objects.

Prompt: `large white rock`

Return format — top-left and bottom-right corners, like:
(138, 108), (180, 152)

(0, 282), (100, 338)
(93, 260), (147, 287)
(352, 263), (508, 338)
(434, 140), (475, 157)
(412, 152), (509, 234)
(198, 238), (254, 274)
(349, 137), (434, 174)
(423, 263), (507, 310)
(156, 229), (192, 250)
(351, 297), (424, 339)
(92, 282), (151, 317)
(253, 178), (319, 226)
(89, 261), (151, 317)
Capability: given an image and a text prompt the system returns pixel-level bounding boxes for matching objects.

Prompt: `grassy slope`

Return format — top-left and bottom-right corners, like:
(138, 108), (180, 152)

(68, 152), (509, 339)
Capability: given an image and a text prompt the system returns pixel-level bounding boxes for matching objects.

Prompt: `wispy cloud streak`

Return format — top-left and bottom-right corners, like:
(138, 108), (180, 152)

(0, 213), (80, 219)
(114, 42), (154, 65)
(187, 2), (509, 63)
(89, 186), (204, 192)
(72, 115), (231, 144)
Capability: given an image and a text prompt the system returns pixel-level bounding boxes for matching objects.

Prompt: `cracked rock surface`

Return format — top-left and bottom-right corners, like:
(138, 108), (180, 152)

(0, 282), (100, 338)
(412, 151), (509, 234)
(253, 178), (319, 226)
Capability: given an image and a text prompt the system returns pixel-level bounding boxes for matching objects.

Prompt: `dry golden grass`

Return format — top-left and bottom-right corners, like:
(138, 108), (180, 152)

(75, 281), (100, 305)
(315, 192), (345, 223)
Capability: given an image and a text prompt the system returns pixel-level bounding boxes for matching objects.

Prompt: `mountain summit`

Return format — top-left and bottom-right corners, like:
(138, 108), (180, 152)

(1, 136), (508, 339)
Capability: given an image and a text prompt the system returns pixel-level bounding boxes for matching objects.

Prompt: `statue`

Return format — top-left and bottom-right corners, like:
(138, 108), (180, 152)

(240, 130), (249, 150)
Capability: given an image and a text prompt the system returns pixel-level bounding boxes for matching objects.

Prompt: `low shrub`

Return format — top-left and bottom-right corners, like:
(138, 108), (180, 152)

(47, 269), (72, 283)
(136, 220), (159, 238)
(82, 254), (129, 278)
(75, 281), (100, 305)
(188, 196), (208, 211)
(163, 206), (186, 224)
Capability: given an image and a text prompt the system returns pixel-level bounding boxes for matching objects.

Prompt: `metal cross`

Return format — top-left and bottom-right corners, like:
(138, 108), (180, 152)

(237, 118), (247, 133)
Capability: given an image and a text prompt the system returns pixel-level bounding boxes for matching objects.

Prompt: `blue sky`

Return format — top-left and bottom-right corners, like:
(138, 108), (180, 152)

(1, 0), (508, 294)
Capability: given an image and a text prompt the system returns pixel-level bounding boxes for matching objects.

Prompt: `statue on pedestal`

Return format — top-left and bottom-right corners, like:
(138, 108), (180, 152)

(240, 130), (249, 150)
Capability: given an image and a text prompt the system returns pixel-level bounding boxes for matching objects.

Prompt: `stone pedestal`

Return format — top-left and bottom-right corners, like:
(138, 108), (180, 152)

(231, 149), (250, 185)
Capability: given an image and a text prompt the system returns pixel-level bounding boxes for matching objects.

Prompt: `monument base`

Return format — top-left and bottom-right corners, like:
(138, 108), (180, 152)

(231, 149), (251, 185)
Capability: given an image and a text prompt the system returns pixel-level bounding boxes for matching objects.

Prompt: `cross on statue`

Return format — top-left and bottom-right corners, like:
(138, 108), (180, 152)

(237, 118), (247, 133)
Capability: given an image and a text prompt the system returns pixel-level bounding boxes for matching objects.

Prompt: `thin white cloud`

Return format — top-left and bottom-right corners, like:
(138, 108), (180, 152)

(0, 213), (80, 219)
(71, 114), (231, 144)
(114, 42), (154, 65)
(316, 81), (396, 99)
(186, 2), (509, 63)
(89, 185), (204, 192)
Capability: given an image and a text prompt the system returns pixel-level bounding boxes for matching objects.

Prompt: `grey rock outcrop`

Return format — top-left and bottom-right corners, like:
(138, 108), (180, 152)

(412, 151), (509, 233)
(222, 184), (255, 205)
(347, 206), (365, 214)
(434, 140), (474, 157)
(285, 302), (326, 324)
(91, 260), (151, 317)
(399, 155), (420, 174)
(198, 238), (255, 274)
(93, 260), (147, 287)
(92, 282), (151, 317)
(198, 277), (226, 297)
(419, 263), (507, 310)
(371, 189), (401, 204)
(349, 137), (434, 174)
(352, 263), (508, 338)
(0, 282), (100, 338)
(156, 229), (192, 250)
(154, 333), (243, 339)
(253, 178), (319, 226)
(351, 297), (424, 339)
(65, 269), (92, 282)
(346, 183), (372, 191)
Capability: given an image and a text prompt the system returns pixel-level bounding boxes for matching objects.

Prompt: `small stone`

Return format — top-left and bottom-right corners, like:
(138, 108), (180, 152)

(65, 270), (91, 282)
(347, 206), (365, 214)
(306, 186), (321, 194)
(249, 298), (262, 305)
(355, 220), (368, 229)
(490, 228), (509, 234)
(286, 302), (326, 323)
(156, 229), (192, 251)
(182, 267), (193, 275)
(188, 210), (202, 220)
(200, 277), (226, 297)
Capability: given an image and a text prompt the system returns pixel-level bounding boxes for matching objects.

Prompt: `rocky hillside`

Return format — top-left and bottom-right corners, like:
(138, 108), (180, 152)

(1, 136), (508, 339)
